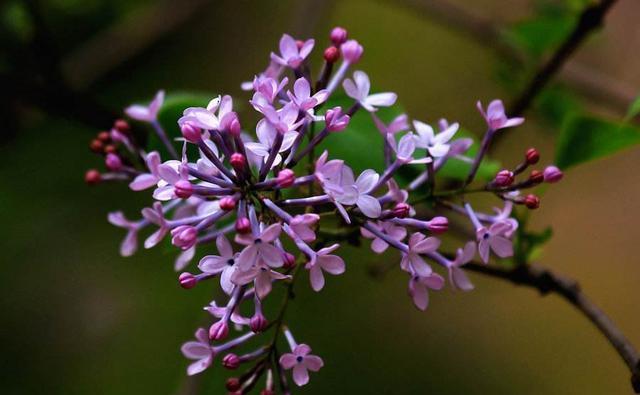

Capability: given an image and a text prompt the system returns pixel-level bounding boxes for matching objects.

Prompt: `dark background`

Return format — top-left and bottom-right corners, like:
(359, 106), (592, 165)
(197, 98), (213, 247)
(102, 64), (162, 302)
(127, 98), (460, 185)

(2, 0), (640, 394)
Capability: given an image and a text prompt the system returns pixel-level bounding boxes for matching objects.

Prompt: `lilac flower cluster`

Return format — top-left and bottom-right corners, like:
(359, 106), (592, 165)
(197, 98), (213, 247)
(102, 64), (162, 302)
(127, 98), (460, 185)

(85, 26), (563, 393)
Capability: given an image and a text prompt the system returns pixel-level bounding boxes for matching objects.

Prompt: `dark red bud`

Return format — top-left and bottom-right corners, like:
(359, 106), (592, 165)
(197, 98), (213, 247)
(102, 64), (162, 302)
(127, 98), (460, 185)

(524, 194), (540, 209)
(84, 169), (101, 185)
(283, 252), (296, 269)
(235, 217), (251, 234)
(392, 203), (410, 218)
(230, 153), (246, 171)
(525, 148), (540, 165)
(90, 139), (104, 153)
(222, 353), (240, 370)
(179, 272), (197, 289)
(529, 170), (544, 184)
(323, 46), (340, 63)
(104, 144), (117, 154)
(219, 197), (236, 211)
(226, 378), (241, 392)
(114, 119), (130, 134)
(97, 131), (111, 143)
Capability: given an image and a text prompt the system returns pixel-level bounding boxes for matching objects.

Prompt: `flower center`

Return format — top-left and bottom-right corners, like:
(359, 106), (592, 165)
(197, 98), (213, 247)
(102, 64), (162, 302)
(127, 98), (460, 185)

(483, 233), (490, 240)
(227, 258), (235, 266)
(255, 238), (262, 244)
(296, 356), (303, 363)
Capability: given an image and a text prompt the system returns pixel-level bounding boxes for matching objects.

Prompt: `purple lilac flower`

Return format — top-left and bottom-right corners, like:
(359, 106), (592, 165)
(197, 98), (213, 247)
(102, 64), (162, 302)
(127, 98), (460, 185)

(476, 99), (524, 131)
(343, 71), (397, 112)
(412, 120), (460, 158)
(271, 34), (314, 69)
(408, 272), (445, 311)
(306, 244), (346, 292)
(125, 90), (164, 122)
(400, 233), (440, 277)
(280, 344), (324, 386)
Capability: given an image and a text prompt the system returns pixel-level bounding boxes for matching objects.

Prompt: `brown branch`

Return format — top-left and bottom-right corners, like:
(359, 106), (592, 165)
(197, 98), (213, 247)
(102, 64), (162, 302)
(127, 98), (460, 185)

(394, 0), (634, 113)
(465, 262), (640, 393)
(508, 0), (620, 116)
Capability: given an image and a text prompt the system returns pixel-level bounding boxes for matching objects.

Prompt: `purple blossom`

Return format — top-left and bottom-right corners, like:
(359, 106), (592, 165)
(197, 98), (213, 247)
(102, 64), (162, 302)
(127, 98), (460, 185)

(477, 99), (524, 131)
(270, 34), (314, 69)
(400, 233), (440, 277)
(361, 221), (407, 253)
(279, 344), (324, 386)
(125, 90), (164, 122)
(181, 328), (214, 376)
(343, 71), (397, 112)
(236, 223), (284, 270)
(287, 77), (328, 112)
(324, 106), (350, 132)
(245, 118), (298, 168)
(412, 120), (460, 158)
(129, 151), (162, 191)
(289, 214), (320, 242)
(476, 221), (514, 263)
(306, 243), (346, 292)
(447, 241), (476, 291)
(198, 236), (241, 294)
(408, 272), (445, 311)
(141, 202), (169, 248)
(107, 211), (140, 257)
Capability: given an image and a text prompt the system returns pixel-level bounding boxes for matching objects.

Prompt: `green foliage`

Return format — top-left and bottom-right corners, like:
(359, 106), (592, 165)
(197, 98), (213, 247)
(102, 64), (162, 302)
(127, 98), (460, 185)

(625, 94), (640, 121)
(556, 115), (640, 170)
(504, 12), (575, 61)
(536, 86), (583, 126)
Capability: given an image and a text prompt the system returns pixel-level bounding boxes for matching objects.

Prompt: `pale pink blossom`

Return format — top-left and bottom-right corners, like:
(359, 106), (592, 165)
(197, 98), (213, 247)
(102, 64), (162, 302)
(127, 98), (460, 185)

(180, 328), (214, 376)
(279, 344), (324, 386)
(270, 34), (314, 69)
(400, 233), (440, 277)
(343, 71), (396, 112)
(125, 90), (164, 122)
(408, 272), (445, 311)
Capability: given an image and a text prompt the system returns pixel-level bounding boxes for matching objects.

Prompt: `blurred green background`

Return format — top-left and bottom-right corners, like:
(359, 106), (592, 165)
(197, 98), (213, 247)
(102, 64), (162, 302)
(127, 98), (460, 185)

(2, 0), (640, 394)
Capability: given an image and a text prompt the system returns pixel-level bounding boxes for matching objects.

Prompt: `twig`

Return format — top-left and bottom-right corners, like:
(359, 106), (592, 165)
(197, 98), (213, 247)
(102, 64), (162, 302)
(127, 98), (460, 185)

(394, 0), (634, 113)
(464, 262), (640, 393)
(508, 0), (620, 116)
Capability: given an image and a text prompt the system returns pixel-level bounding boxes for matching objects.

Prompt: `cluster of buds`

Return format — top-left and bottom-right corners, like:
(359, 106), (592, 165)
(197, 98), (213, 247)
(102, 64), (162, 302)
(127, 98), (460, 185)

(87, 27), (562, 392)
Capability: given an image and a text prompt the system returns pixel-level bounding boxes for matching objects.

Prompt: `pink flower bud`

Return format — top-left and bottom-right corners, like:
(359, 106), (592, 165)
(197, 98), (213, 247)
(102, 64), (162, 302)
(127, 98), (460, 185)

(494, 170), (514, 187)
(181, 122), (201, 143)
(529, 169), (544, 184)
(229, 118), (241, 136)
(174, 180), (193, 199)
(323, 46), (340, 63)
(543, 165), (563, 183)
(171, 225), (197, 250)
(427, 216), (448, 234)
(105, 153), (122, 171)
(276, 169), (295, 188)
(325, 106), (350, 132)
(250, 313), (268, 333)
(340, 39), (363, 64)
(222, 353), (240, 370)
(392, 203), (410, 218)
(219, 197), (236, 211)
(230, 153), (246, 170)
(330, 26), (348, 45)
(226, 378), (241, 392)
(235, 217), (251, 234)
(209, 321), (229, 341)
(283, 252), (296, 269)
(261, 390), (274, 395)
(178, 272), (197, 289)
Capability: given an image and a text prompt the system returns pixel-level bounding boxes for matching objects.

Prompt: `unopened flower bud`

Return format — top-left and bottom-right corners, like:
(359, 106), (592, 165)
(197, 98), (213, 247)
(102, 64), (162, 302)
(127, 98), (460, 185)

(219, 197), (236, 211)
(90, 139), (104, 153)
(104, 144), (117, 154)
(494, 170), (514, 187)
(330, 26), (348, 45)
(171, 225), (198, 250)
(341, 39), (363, 64)
(179, 272), (197, 289)
(525, 148), (539, 165)
(174, 180), (193, 199)
(229, 118), (241, 136)
(427, 216), (449, 234)
(543, 165), (563, 183)
(181, 122), (201, 143)
(114, 119), (130, 134)
(97, 131), (111, 143)
(235, 217), (251, 234)
(209, 321), (229, 341)
(85, 169), (101, 185)
(250, 313), (268, 333)
(226, 378), (241, 392)
(222, 353), (240, 370)
(105, 153), (122, 171)
(392, 203), (410, 218)
(261, 390), (275, 395)
(524, 194), (540, 209)
(230, 153), (246, 171)
(325, 106), (350, 132)
(529, 169), (544, 184)
(323, 46), (340, 63)
(283, 252), (296, 269)
(276, 169), (295, 188)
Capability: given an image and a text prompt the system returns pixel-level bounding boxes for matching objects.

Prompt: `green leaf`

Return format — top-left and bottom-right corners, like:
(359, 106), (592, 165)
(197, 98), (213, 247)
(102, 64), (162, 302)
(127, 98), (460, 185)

(556, 115), (640, 170)
(437, 128), (500, 181)
(625, 94), (640, 121)
(503, 12), (575, 60)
